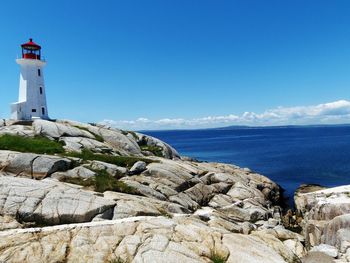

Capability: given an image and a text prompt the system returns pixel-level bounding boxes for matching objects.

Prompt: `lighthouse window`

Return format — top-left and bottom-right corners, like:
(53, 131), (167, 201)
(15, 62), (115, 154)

(38, 69), (41, 76)
(40, 87), (43, 94)
(31, 109), (37, 113)
(42, 107), (45, 115)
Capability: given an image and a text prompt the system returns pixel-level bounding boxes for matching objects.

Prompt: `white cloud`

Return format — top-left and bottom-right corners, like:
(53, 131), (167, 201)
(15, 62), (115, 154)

(99, 100), (350, 130)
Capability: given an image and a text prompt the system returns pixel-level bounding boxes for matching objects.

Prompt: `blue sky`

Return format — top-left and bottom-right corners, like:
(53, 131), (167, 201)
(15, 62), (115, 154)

(1, 1), (350, 129)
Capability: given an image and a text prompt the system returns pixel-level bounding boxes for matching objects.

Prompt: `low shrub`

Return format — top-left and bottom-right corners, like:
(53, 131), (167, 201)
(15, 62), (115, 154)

(140, 145), (164, 157)
(0, 134), (64, 154)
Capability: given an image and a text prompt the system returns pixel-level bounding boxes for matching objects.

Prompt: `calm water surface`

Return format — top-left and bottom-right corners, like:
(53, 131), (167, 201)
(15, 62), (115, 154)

(144, 126), (350, 204)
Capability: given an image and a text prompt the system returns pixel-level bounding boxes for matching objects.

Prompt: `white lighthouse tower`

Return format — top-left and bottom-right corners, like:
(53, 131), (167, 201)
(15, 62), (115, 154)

(11, 38), (49, 120)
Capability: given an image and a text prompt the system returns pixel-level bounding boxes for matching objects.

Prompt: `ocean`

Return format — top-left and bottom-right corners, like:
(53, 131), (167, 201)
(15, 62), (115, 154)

(143, 125), (350, 205)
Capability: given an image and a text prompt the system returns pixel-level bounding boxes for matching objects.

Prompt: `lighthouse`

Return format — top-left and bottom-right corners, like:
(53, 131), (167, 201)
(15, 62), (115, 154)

(11, 38), (49, 120)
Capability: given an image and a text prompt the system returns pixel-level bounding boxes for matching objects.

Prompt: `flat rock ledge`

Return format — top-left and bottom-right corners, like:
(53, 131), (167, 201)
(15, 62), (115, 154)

(0, 216), (295, 263)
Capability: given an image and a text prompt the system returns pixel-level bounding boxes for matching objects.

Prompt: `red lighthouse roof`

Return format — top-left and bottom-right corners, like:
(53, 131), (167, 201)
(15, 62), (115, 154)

(21, 38), (41, 50)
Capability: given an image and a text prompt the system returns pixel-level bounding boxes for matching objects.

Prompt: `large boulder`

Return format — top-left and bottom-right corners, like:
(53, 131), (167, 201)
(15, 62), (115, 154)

(128, 160), (147, 175)
(59, 136), (112, 153)
(97, 127), (142, 156)
(0, 151), (71, 179)
(33, 119), (95, 139)
(295, 185), (350, 221)
(295, 184), (350, 261)
(136, 132), (180, 159)
(0, 125), (35, 137)
(0, 175), (115, 224)
(104, 191), (189, 219)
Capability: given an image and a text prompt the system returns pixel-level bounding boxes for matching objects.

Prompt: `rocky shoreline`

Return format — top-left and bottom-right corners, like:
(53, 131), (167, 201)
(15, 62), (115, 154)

(0, 119), (348, 262)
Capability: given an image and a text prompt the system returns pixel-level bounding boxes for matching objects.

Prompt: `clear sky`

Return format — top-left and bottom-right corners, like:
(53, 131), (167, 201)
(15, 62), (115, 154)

(1, 1), (350, 129)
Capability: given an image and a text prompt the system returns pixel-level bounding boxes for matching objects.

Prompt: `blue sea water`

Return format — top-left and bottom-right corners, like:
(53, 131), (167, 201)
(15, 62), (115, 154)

(143, 125), (350, 205)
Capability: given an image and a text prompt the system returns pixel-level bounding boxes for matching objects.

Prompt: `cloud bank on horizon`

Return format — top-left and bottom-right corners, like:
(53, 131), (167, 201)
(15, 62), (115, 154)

(100, 100), (350, 130)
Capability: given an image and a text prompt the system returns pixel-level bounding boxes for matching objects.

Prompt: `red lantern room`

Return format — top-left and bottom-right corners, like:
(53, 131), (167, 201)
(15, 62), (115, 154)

(21, 38), (41, 60)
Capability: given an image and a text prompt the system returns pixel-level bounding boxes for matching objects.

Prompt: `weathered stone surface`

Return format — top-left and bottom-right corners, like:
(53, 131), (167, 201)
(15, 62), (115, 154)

(0, 215), (22, 231)
(60, 136), (112, 153)
(33, 119), (95, 139)
(335, 229), (350, 254)
(322, 214), (350, 247)
(0, 124), (35, 137)
(52, 166), (97, 180)
(0, 175), (115, 224)
(129, 160), (147, 175)
(284, 239), (306, 259)
(103, 191), (189, 219)
(296, 184), (350, 260)
(301, 251), (335, 263)
(295, 185), (350, 221)
(310, 244), (338, 258)
(136, 132), (180, 159)
(97, 127), (142, 155)
(0, 151), (71, 179)
(257, 226), (305, 242)
(0, 216), (298, 263)
(88, 160), (128, 177)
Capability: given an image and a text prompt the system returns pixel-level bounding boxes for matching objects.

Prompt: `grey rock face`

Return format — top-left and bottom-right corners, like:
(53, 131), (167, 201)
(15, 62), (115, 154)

(0, 215), (22, 231)
(136, 132), (180, 159)
(52, 166), (97, 180)
(97, 128), (142, 155)
(128, 161), (147, 175)
(0, 151), (71, 179)
(295, 185), (350, 261)
(87, 160), (128, 177)
(0, 125), (35, 137)
(33, 119), (95, 139)
(0, 175), (115, 224)
(0, 216), (297, 263)
(104, 191), (189, 219)
(60, 136), (112, 153)
(310, 244), (338, 258)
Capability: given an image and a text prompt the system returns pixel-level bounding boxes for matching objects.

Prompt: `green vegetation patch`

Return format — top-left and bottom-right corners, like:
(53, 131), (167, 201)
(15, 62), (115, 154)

(210, 251), (227, 263)
(0, 134), (65, 154)
(66, 149), (153, 168)
(60, 169), (136, 193)
(140, 145), (164, 157)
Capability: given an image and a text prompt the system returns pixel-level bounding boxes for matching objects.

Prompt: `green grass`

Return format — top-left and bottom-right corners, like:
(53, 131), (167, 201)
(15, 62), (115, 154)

(140, 145), (164, 157)
(0, 134), (65, 154)
(66, 149), (153, 168)
(60, 169), (136, 193)
(210, 251), (226, 263)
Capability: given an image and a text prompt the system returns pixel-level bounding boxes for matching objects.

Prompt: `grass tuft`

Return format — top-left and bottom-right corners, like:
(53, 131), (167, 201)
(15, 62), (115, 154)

(60, 168), (136, 193)
(210, 251), (226, 263)
(140, 145), (164, 157)
(0, 134), (65, 154)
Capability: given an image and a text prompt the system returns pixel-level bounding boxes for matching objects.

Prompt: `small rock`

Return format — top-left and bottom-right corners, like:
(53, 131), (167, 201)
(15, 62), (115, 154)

(310, 244), (338, 258)
(128, 161), (147, 175)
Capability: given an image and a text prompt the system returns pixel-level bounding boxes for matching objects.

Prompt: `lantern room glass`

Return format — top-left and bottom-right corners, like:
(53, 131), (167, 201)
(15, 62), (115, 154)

(22, 47), (41, 60)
